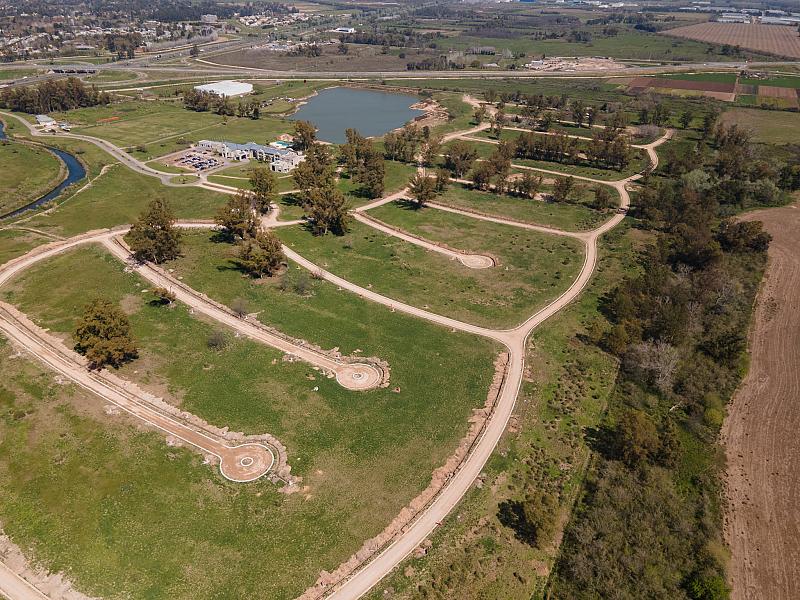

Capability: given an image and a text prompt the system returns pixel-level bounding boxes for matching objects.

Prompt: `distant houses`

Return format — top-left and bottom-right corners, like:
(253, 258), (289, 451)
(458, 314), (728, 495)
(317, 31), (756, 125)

(198, 140), (303, 173)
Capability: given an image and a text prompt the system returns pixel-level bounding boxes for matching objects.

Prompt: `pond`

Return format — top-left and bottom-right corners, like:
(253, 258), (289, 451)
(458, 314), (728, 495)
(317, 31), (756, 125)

(289, 87), (424, 144)
(0, 120), (87, 220)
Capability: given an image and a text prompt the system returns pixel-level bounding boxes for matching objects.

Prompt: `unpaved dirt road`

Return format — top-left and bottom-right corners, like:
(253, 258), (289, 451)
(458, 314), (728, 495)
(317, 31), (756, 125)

(723, 202), (800, 600)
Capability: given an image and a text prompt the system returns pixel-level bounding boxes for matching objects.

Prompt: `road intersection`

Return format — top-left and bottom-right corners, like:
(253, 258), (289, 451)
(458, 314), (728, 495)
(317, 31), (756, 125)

(0, 98), (673, 600)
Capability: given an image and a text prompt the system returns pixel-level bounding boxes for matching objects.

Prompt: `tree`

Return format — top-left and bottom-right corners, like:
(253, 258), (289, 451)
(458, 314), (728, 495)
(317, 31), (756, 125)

(408, 172), (439, 208)
(421, 134), (442, 167)
(306, 184), (350, 235)
(552, 176), (576, 202)
(680, 110), (694, 130)
(293, 143), (335, 198)
(127, 198), (182, 264)
(515, 172), (542, 199)
(444, 140), (478, 177)
(236, 230), (286, 277)
(571, 100), (586, 127)
(716, 220), (771, 253)
(189, 44), (199, 57)
(701, 110), (719, 139)
(74, 298), (138, 369)
(434, 168), (450, 193)
(215, 190), (258, 241)
(473, 104), (487, 124)
(592, 185), (616, 211)
(357, 148), (386, 199)
(151, 287), (176, 306)
(471, 161), (494, 191)
(490, 110), (505, 138)
(292, 120), (317, 151)
(249, 167), (277, 214)
(615, 409), (660, 468)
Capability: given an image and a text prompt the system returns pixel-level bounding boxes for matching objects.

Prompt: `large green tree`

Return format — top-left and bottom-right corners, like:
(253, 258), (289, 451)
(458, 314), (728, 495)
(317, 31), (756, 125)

(74, 298), (138, 369)
(214, 190), (258, 241)
(306, 184), (350, 236)
(127, 198), (182, 264)
(249, 167), (277, 214)
(292, 120), (317, 151)
(236, 230), (286, 277)
(408, 172), (439, 208)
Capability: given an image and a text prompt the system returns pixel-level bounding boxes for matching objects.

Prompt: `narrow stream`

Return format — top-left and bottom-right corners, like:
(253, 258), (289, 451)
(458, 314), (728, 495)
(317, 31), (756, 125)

(0, 120), (87, 220)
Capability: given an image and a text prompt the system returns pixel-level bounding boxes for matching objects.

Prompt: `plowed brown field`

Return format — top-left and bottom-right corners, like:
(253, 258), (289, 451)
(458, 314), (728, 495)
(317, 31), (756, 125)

(664, 23), (800, 59)
(722, 201), (800, 600)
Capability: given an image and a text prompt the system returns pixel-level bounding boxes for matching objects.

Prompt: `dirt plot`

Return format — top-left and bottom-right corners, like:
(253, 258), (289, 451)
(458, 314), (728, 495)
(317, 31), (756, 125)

(722, 201), (800, 600)
(663, 23), (800, 59)
(735, 82), (758, 95)
(630, 76), (736, 93)
(206, 44), (424, 72)
(758, 85), (798, 99)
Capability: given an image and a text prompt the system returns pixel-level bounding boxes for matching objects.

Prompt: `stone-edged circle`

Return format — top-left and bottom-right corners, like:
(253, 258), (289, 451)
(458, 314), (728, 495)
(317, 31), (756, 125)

(218, 443), (275, 482)
(335, 362), (384, 391)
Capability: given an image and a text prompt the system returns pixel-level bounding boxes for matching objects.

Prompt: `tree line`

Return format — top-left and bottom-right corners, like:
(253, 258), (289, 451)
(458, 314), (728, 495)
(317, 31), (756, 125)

(0, 77), (110, 114)
(547, 110), (782, 600)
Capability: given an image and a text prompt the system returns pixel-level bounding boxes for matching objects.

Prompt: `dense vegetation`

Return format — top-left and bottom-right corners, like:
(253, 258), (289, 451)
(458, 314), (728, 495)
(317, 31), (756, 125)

(0, 77), (109, 114)
(548, 115), (785, 599)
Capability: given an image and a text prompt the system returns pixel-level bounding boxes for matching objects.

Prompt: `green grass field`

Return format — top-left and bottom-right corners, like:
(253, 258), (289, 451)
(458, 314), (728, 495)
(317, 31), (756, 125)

(0, 142), (64, 214)
(659, 72), (738, 83)
(0, 229), (54, 264)
(0, 241), (498, 599)
(434, 183), (607, 232)
(277, 217), (582, 328)
(52, 101), (293, 159)
(14, 139), (227, 237)
(365, 222), (643, 599)
(720, 108), (800, 144)
(434, 29), (749, 62)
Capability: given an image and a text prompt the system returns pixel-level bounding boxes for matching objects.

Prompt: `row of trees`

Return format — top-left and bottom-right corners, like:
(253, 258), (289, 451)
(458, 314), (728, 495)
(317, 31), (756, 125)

(0, 77), (110, 114)
(182, 89), (261, 119)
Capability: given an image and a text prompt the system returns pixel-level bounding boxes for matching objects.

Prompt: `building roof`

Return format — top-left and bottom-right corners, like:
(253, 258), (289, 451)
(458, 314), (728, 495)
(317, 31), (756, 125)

(194, 80), (254, 98)
(35, 114), (55, 124)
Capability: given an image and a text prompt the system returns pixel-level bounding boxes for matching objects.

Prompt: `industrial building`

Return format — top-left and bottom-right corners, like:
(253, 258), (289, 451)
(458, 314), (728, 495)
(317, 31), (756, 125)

(193, 80), (254, 98)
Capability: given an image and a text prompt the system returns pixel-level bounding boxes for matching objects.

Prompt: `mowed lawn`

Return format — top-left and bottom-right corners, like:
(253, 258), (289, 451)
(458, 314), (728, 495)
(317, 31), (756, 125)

(0, 142), (63, 214)
(720, 108), (800, 144)
(434, 183), (609, 232)
(0, 244), (498, 600)
(277, 217), (583, 328)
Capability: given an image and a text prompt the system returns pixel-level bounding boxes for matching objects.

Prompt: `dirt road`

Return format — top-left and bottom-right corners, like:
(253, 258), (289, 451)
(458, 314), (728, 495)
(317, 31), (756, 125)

(722, 202), (800, 600)
(0, 103), (673, 599)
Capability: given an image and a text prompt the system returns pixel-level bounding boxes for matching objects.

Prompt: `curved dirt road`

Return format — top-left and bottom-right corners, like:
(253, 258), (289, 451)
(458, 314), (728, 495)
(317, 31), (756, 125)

(722, 202), (800, 600)
(0, 99), (673, 600)
(300, 132), (673, 599)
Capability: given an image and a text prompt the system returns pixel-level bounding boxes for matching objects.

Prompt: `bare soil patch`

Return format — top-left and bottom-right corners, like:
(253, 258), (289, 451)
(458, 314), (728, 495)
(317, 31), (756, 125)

(207, 44), (425, 72)
(629, 76), (736, 93)
(663, 23), (800, 59)
(722, 201), (800, 600)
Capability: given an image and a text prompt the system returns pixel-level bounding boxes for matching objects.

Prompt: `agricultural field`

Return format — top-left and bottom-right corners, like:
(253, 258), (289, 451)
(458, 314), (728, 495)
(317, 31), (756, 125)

(663, 23), (800, 59)
(720, 108), (800, 144)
